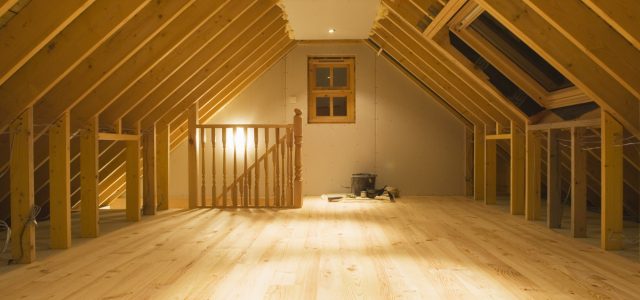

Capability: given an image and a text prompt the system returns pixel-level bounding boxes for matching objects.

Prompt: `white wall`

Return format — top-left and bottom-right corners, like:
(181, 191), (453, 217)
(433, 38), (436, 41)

(169, 42), (466, 203)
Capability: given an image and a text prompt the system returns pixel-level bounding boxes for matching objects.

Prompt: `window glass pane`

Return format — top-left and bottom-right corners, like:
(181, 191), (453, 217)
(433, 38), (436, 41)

(333, 96), (347, 116)
(316, 97), (330, 116)
(315, 67), (330, 88)
(333, 67), (348, 88)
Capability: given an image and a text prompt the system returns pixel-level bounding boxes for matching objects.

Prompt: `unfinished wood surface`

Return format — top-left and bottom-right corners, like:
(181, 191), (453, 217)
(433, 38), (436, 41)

(571, 127), (587, 238)
(510, 124), (525, 215)
(80, 117), (99, 237)
(0, 197), (638, 299)
(474, 125), (485, 202)
(484, 139), (496, 205)
(9, 108), (35, 263)
(525, 130), (541, 221)
(48, 112), (71, 249)
(142, 130), (156, 215)
(156, 122), (170, 211)
(187, 103), (198, 209)
(125, 136), (141, 222)
(601, 111), (624, 250)
(547, 129), (562, 228)
(211, 128), (217, 208)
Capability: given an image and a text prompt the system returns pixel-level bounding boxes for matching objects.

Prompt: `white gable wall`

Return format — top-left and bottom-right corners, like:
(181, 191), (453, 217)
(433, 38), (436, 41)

(169, 43), (466, 204)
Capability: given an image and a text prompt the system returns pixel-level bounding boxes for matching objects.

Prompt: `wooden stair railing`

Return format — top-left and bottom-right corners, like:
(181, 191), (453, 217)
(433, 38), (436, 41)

(187, 108), (302, 209)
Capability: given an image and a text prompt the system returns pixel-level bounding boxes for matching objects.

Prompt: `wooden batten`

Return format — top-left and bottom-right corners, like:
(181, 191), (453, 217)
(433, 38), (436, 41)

(465, 127), (474, 197)
(600, 111), (624, 250)
(525, 130), (541, 221)
(510, 124), (525, 215)
(571, 127), (587, 237)
(126, 130), (141, 221)
(10, 107), (35, 263)
(474, 125), (485, 202)
(484, 138), (497, 205)
(187, 103), (199, 209)
(49, 111), (71, 249)
(80, 116), (99, 237)
(546, 129), (563, 228)
(156, 122), (170, 210)
(142, 126), (158, 215)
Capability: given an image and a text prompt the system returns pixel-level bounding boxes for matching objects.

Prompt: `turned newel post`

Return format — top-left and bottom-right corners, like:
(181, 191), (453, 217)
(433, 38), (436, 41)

(293, 109), (303, 208)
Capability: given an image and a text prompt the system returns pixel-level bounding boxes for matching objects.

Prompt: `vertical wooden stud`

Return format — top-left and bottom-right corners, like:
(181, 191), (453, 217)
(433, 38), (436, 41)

(200, 128), (206, 207)
(510, 125), (526, 215)
(287, 127), (293, 206)
(464, 127), (474, 197)
(211, 128), (216, 208)
(280, 130), (285, 205)
(484, 139), (497, 205)
(274, 128), (281, 206)
(601, 111), (624, 250)
(547, 129), (563, 228)
(126, 131), (141, 222)
(264, 127), (270, 206)
(293, 109), (303, 208)
(222, 128), (228, 207)
(474, 125), (485, 202)
(243, 127), (248, 207)
(10, 107), (35, 263)
(156, 122), (170, 210)
(49, 112), (71, 249)
(142, 128), (156, 215)
(525, 130), (542, 221)
(80, 116), (99, 237)
(254, 127), (259, 207)
(232, 127), (238, 207)
(187, 103), (198, 209)
(571, 127), (587, 237)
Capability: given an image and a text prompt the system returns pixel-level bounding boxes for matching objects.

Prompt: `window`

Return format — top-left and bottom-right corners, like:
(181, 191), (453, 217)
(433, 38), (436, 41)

(308, 57), (355, 123)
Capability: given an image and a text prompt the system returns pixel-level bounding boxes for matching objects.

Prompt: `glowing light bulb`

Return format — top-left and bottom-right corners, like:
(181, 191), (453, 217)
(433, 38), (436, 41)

(328, 28), (336, 34)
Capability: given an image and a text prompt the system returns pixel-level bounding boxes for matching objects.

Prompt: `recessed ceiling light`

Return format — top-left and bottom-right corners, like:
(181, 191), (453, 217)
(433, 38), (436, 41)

(328, 28), (336, 34)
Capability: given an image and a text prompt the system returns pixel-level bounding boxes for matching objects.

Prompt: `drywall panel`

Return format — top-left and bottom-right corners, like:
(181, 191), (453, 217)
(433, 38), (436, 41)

(169, 42), (465, 200)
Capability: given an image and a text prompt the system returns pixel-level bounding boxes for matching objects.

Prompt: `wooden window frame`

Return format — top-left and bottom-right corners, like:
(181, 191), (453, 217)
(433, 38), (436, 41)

(308, 57), (355, 123)
(446, 1), (590, 109)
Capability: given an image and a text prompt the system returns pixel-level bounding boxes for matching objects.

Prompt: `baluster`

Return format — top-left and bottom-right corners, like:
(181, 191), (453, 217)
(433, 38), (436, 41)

(211, 128), (216, 208)
(200, 128), (206, 207)
(274, 128), (280, 207)
(222, 128), (228, 207)
(280, 129), (285, 206)
(233, 127), (238, 207)
(254, 127), (259, 207)
(264, 128), (270, 207)
(287, 127), (293, 207)
(244, 127), (248, 207)
(293, 109), (303, 208)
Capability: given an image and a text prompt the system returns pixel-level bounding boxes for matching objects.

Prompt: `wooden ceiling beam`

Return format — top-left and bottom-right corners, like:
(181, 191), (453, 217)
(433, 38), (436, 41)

(153, 22), (288, 129)
(524, 0), (640, 99)
(374, 24), (496, 128)
(0, 0), (18, 17)
(0, 0), (94, 86)
(101, 0), (274, 129)
(132, 16), (286, 129)
(475, 0), (640, 138)
(580, 0), (640, 51)
(378, 15), (511, 128)
(31, 0), (198, 134)
(370, 34), (483, 126)
(68, 0), (234, 132)
(0, 0), (151, 133)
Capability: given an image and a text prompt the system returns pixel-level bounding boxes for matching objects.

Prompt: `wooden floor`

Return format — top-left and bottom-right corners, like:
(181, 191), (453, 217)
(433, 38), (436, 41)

(0, 196), (639, 299)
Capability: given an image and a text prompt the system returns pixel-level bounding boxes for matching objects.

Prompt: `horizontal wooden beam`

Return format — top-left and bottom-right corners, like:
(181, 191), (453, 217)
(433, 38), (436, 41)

(485, 134), (511, 140)
(97, 133), (139, 141)
(528, 119), (600, 131)
(196, 124), (293, 129)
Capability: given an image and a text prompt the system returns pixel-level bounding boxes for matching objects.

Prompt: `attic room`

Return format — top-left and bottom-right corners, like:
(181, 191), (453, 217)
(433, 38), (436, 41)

(0, 0), (638, 298)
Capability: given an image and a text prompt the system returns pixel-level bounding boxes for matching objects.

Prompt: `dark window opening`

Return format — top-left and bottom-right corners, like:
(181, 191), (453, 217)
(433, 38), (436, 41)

(550, 102), (599, 121)
(470, 12), (573, 92)
(449, 31), (544, 116)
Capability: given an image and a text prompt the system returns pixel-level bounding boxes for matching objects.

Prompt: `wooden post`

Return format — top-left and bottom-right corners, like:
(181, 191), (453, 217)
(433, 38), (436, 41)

(222, 128), (228, 207)
(80, 116), (99, 237)
(484, 138), (497, 205)
(211, 128), (217, 208)
(474, 125), (485, 202)
(280, 130), (285, 205)
(464, 127), (474, 197)
(243, 127), (248, 207)
(293, 109), (303, 208)
(142, 128), (156, 215)
(156, 122), (170, 210)
(287, 127), (293, 206)
(525, 130), (542, 221)
(187, 103), (198, 209)
(126, 131), (141, 221)
(254, 127), (259, 206)
(49, 112), (71, 249)
(264, 127), (270, 206)
(200, 128), (205, 207)
(10, 107), (35, 263)
(233, 127), (238, 207)
(274, 128), (280, 206)
(510, 124), (525, 215)
(547, 129), (563, 228)
(571, 127), (587, 237)
(601, 111), (624, 250)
